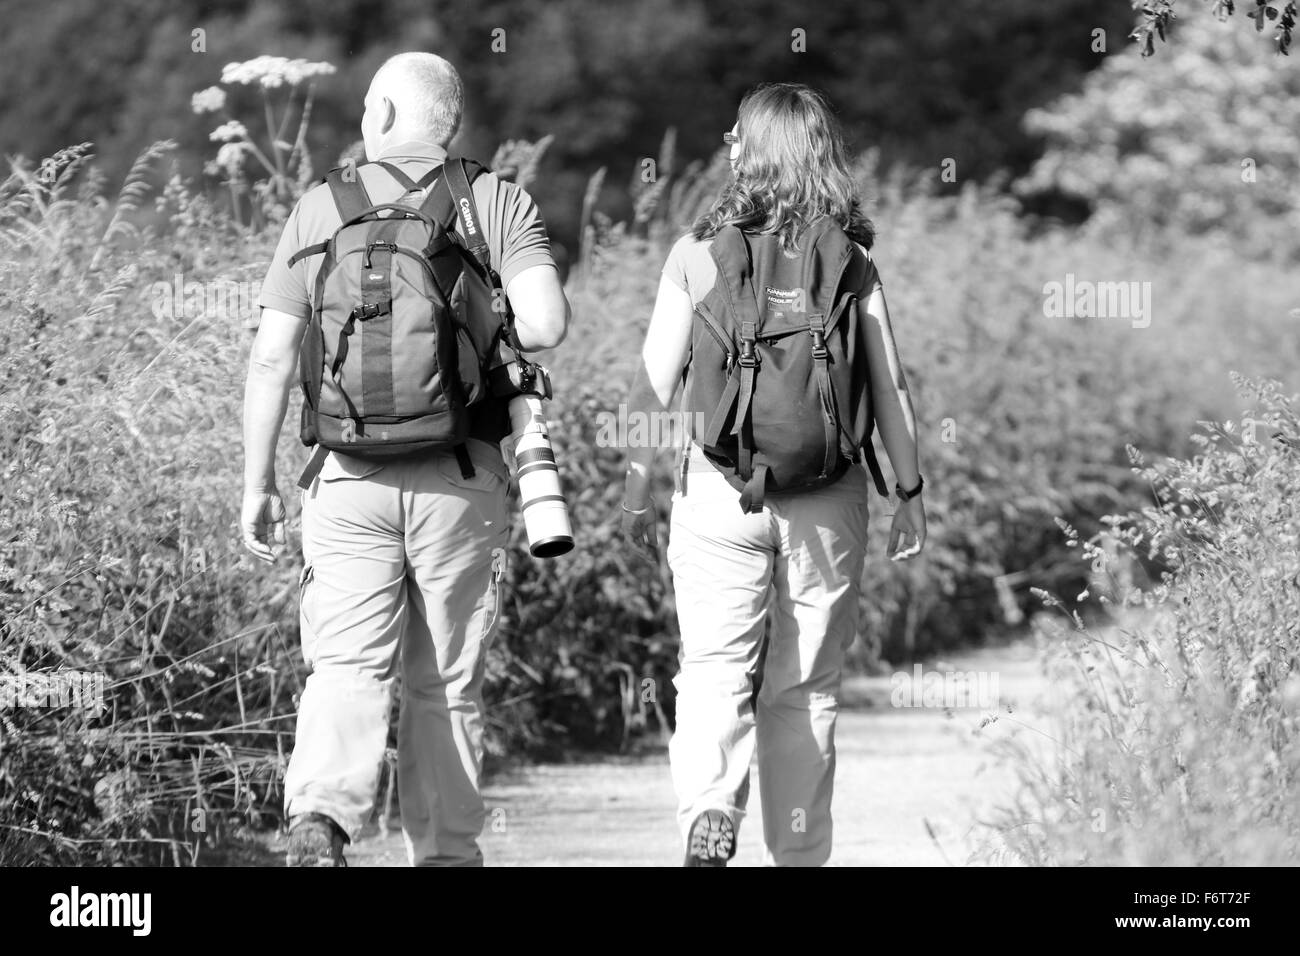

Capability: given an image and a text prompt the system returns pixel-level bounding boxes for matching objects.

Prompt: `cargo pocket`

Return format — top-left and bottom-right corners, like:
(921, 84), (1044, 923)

(298, 563), (318, 664)
(480, 547), (508, 645)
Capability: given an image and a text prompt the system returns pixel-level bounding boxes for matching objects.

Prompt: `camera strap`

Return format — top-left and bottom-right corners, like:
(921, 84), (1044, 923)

(443, 158), (529, 368)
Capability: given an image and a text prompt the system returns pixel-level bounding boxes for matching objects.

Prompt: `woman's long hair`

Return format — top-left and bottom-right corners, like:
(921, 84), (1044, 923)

(692, 83), (874, 253)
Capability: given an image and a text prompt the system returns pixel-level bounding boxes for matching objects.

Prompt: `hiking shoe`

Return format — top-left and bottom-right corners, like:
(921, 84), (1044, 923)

(286, 812), (348, 867)
(684, 809), (736, 867)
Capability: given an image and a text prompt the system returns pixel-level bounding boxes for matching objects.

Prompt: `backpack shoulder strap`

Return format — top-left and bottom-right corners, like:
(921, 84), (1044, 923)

(700, 227), (765, 508)
(288, 167), (376, 267)
(801, 218), (855, 306)
(824, 228), (890, 499)
(324, 164), (375, 225)
(706, 226), (753, 318)
(374, 160), (450, 194)
(375, 161), (417, 192)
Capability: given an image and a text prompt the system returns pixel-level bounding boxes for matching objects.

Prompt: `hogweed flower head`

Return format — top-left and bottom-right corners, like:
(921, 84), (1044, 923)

(210, 121), (249, 144)
(214, 142), (248, 175)
(190, 86), (226, 114)
(220, 56), (336, 89)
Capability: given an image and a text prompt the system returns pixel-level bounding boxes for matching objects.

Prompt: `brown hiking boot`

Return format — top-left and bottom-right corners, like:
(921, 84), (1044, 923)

(286, 812), (348, 867)
(684, 809), (736, 867)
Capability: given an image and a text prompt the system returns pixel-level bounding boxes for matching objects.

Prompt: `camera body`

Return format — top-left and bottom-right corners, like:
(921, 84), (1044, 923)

(489, 360), (552, 402)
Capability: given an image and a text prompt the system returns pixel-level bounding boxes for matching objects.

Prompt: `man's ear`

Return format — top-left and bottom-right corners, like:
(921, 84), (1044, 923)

(380, 97), (396, 135)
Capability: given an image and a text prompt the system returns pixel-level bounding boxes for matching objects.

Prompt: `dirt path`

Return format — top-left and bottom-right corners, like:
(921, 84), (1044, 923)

(321, 639), (1050, 867)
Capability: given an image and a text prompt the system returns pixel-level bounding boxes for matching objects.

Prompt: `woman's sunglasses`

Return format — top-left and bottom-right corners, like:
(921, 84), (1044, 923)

(723, 131), (740, 146)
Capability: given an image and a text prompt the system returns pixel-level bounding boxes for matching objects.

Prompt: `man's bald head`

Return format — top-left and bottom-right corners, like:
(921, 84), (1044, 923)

(361, 53), (464, 159)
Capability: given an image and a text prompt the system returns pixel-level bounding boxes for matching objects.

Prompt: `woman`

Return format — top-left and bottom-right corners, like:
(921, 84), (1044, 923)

(620, 83), (925, 867)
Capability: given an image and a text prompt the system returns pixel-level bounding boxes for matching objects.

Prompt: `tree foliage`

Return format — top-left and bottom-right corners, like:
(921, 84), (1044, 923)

(1019, 5), (1300, 258)
(1, 0), (1137, 244)
(1132, 1), (1297, 56)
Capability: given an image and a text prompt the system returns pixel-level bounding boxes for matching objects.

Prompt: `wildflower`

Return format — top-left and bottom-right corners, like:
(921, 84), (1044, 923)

(216, 143), (247, 168)
(221, 56), (336, 90)
(283, 58), (337, 86)
(210, 121), (249, 144)
(190, 86), (227, 114)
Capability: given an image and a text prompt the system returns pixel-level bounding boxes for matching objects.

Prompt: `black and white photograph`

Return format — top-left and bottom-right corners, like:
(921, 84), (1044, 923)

(0, 0), (1296, 925)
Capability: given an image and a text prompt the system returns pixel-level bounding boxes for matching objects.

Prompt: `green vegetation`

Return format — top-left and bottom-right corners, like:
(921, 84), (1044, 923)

(0, 0), (1140, 243)
(1, 3), (1295, 864)
(980, 377), (1300, 864)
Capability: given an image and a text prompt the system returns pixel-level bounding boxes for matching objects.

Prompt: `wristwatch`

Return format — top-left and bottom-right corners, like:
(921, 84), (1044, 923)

(895, 475), (924, 501)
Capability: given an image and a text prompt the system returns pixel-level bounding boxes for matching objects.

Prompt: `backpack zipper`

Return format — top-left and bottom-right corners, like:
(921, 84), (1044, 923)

(695, 308), (733, 366)
(337, 246), (449, 309)
(363, 241), (398, 268)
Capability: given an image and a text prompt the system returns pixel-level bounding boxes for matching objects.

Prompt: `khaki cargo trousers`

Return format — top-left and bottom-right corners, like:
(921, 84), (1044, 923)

(284, 438), (509, 866)
(667, 446), (871, 866)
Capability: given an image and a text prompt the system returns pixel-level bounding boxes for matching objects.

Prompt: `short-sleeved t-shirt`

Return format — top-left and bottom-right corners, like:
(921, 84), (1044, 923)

(661, 232), (883, 305)
(260, 140), (556, 445)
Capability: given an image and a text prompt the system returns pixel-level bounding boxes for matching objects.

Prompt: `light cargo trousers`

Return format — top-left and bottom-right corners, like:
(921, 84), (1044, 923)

(667, 447), (871, 867)
(284, 438), (509, 866)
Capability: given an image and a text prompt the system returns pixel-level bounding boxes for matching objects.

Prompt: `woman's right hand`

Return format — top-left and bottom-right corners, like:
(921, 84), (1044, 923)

(887, 494), (926, 561)
(621, 498), (660, 563)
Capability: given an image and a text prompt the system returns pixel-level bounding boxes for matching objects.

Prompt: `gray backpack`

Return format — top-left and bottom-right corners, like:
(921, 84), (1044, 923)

(685, 219), (890, 512)
(290, 158), (507, 488)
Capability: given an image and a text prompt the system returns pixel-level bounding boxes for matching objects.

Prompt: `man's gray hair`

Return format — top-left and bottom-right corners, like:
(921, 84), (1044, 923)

(375, 52), (464, 146)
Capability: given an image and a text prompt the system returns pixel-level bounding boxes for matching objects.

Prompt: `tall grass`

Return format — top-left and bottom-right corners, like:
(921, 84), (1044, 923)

(978, 376), (1300, 865)
(0, 144), (295, 864)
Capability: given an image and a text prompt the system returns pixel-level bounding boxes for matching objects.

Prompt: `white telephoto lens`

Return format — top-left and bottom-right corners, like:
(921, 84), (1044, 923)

(507, 395), (574, 557)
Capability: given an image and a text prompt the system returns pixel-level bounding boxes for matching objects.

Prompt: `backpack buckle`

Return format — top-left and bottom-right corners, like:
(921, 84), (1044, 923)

(810, 329), (828, 360)
(738, 340), (758, 368)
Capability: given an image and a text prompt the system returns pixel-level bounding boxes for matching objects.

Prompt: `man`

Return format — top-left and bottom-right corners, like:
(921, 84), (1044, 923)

(242, 52), (569, 866)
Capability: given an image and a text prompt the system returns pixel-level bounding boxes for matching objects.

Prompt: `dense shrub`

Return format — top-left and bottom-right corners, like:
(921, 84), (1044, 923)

(484, 385), (678, 756)
(979, 376), (1300, 864)
(0, 146), (297, 864)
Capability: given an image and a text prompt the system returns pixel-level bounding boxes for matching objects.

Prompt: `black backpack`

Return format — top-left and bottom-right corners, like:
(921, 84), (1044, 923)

(684, 219), (890, 512)
(290, 158), (508, 489)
